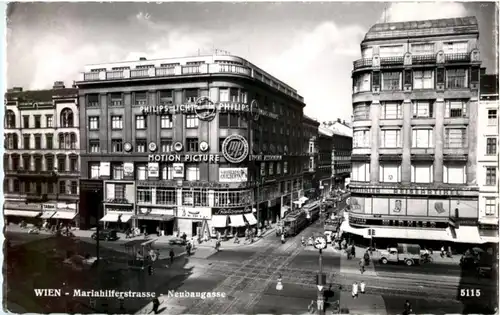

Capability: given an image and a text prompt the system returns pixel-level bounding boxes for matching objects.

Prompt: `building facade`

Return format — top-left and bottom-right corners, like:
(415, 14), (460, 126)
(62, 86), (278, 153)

(4, 82), (80, 224)
(302, 115), (320, 199)
(346, 17), (484, 245)
(323, 119), (353, 190)
(317, 126), (333, 197)
(76, 54), (307, 237)
(477, 74), (499, 243)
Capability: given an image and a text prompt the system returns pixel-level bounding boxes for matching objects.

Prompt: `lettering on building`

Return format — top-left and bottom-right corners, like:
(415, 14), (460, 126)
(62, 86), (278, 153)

(148, 154), (220, 163)
(350, 187), (463, 196)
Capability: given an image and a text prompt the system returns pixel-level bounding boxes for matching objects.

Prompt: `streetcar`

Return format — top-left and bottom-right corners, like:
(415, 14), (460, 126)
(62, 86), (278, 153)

(303, 201), (321, 222)
(282, 210), (309, 236)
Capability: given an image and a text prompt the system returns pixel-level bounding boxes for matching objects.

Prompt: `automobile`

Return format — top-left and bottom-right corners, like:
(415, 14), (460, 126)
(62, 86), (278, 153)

(168, 238), (187, 246)
(91, 229), (119, 241)
(379, 243), (421, 266)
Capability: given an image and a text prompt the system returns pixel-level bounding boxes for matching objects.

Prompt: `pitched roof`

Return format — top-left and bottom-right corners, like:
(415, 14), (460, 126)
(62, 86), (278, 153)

(5, 88), (78, 102)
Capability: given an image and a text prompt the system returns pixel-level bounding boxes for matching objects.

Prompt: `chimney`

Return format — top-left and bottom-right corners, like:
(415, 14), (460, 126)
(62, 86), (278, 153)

(53, 81), (65, 89)
(12, 87), (23, 92)
(72, 81), (77, 88)
(337, 118), (341, 123)
(343, 120), (346, 125)
(139, 57), (147, 61)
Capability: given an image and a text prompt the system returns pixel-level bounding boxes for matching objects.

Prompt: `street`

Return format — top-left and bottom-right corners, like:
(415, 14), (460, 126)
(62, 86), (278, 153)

(5, 216), (497, 315)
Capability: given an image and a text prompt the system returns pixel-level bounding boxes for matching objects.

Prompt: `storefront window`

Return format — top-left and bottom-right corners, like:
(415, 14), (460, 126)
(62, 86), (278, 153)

(137, 187), (152, 203)
(182, 191), (194, 206)
(214, 190), (252, 207)
(156, 188), (176, 205)
(194, 190), (208, 206)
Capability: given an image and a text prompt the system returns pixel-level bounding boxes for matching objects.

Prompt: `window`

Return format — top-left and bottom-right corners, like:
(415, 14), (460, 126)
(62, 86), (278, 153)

(87, 94), (99, 107)
(70, 181), (78, 194)
(380, 102), (402, 119)
(284, 161), (288, 174)
(23, 115), (29, 128)
(445, 128), (467, 148)
(160, 139), (173, 153)
(413, 70), (434, 89)
(353, 73), (371, 93)
(410, 43), (434, 55)
(412, 129), (433, 148)
(90, 164), (100, 178)
(89, 140), (100, 153)
(445, 100), (467, 118)
(111, 116), (123, 129)
(380, 163), (400, 182)
(45, 155), (54, 171)
(89, 117), (99, 130)
(411, 164), (433, 183)
(446, 69), (467, 89)
(361, 47), (373, 59)
(353, 103), (370, 120)
(136, 165), (147, 180)
(112, 164), (124, 180)
(155, 188), (176, 205)
(486, 167), (497, 186)
(269, 162), (274, 175)
(412, 101), (433, 118)
(60, 108), (74, 127)
(488, 109), (498, 125)
(185, 89), (199, 103)
(277, 162), (281, 174)
(352, 162), (370, 182)
(34, 115), (41, 128)
(57, 156), (66, 172)
(161, 165), (174, 180)
(443, 164), (466, 184)
(34, 135), (42, 150)
(219, 113), (243, 128)
(219, 89), (229, 102)
(486, 138), (497, 155)
(45, 134), (53, 150)
(159, 90), (173, 105)
(381, 129), (401, 148)
(59, 181), (67, 194)
(111, 139), (123, 152)
(135, 115), (147, 129)
(34, 156), (42, 172)
(485, 198), (497, 216)
(353, 130), (370, 148)
(134, 92), (147, 105)
(22, 155), (30, 170)
(379, 45), (403, 57)
(110, 93), (123, 106)
(5, 110), (15, 128)
(70, 156), (78, 172)
(187, 138), (198, 152)
(134, 139), (146, 153)
(309, 157), (314, 169)
(114, 184), (126, 200)
(160, 115), (173, 129)
(186, 165), (200, 181)
(186, 114), (199, 128)
(443, 41), (468, 54)
(23, 134), (30, 149)
(382, 72), (401, 90)
(137, 188), (153, 203)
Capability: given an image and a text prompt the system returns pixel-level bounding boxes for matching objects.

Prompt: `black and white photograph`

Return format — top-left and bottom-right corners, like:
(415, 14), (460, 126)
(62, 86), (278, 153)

(3, 1), (499, 314)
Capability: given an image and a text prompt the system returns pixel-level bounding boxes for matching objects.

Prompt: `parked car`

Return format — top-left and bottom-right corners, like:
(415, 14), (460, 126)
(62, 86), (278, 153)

(91, 229), (119, 241)
(168, 238), (187, 246)
(379, 243), (421, 266)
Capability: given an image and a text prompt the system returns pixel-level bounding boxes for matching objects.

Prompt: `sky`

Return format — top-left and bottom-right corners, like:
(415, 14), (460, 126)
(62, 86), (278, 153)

(6, 1), (498, 122)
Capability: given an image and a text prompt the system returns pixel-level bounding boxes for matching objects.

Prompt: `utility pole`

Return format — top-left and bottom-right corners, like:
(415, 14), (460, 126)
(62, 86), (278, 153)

(94, 189), (101, 263)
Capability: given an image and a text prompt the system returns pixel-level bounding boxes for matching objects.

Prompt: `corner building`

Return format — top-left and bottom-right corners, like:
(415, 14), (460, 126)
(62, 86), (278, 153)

(76, 55), (307, 237)
(347, 17), (485, 246)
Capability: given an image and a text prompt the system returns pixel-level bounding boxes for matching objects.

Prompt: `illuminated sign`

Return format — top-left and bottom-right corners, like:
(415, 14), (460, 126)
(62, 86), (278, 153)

(249, 154), (282, 161)
(350, 186), (469, 196)
(172, 163), (184, 179)
(219, 168), (248, 183)
(148, 154), (221, 163)
(213, 208), (252, 215)
(222, 135), (249, 164)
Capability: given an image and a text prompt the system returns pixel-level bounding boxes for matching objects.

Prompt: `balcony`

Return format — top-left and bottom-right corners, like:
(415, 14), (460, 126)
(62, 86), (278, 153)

(15, 170), (58, 180)
(219, 64), (251, 76)
(84, 72), (99, 81)
(353, 58), (373, 70)
(445, 53), (470, 63)
(380, 56), (404, 66)
(181, 66), (200, 75)
(106, 71), (124, 80)
(412, 54), (436, 65)
(130, 69), (149, 78)
(155, 67), (175, 76)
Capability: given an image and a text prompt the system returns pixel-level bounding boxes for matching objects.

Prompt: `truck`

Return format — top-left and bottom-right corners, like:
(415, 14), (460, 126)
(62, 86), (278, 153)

(379, 243), (421, 266)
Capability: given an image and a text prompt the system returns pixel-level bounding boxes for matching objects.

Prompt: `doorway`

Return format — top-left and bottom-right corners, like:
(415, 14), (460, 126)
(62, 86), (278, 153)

(192, 221), (202, 236)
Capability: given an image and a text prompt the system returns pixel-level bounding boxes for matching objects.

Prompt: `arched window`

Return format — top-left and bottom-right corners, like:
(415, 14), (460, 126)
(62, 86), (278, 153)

(5, 110), (15, 129)
(59, 133), (65, 149)
(60, 108), (74, 127)
(70, 133), (77, 149)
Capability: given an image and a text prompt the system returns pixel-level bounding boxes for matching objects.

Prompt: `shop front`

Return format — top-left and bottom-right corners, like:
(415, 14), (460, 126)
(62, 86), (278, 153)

(176, 207), (212, 238)
(41, 202), (79, 227)
(211, 207), (257, 237)
(100, 205), (134, 231)
(136, 206), (175, 235)
(4, 202), (42, 224)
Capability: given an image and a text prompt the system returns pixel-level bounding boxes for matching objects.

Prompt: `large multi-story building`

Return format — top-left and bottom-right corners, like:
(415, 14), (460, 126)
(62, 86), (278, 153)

(317, 126), (333, 197)
(477, 73), (499, 243)
(4, 82), (80, 225)
(346, 17), (485, 245)
(76, 54), (308, 237)
(326, 119), (353, 190)
(302, 115), (320, 199)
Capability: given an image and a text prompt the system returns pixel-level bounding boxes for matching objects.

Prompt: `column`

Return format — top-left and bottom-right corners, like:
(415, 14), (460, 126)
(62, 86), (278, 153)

(467, 96), (478, 184)
(402, 99), (412, 183)
(370, 101), (381, 183)
(433, 97), (445, 183)
(151, 188), (157, 205)
(176, 188), (183, 207)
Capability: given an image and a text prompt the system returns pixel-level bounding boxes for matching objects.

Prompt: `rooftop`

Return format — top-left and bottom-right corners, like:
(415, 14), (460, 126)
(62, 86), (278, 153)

(5, 87), (78, 102)
(480, 74), (499, 96)
(364, 16), (479, 42)
(303, 114), (320, 125)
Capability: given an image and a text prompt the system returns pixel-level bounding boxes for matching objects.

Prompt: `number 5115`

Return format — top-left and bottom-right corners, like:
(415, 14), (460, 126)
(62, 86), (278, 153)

(461, 289), (481, 297)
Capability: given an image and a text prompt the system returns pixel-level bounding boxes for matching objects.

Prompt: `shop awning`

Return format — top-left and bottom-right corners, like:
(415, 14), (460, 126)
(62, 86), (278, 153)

(244, 213), (258, 225)
(100, 213), (119, 222)
(52, 212), (78, 220)
(4, 210), (41, 217)
(40, 211), (56, 219)
(299, 196), (309, 203)
(229, 215), (246, 227)
(135, 214), (174, 221)
(454, 226), (486, 244)
(212, 215), (228, 228)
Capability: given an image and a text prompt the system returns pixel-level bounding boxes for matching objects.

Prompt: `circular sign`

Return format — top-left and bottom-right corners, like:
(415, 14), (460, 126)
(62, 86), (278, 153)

(148, 142), (157, 152)
(140, 208), (151, 215)
(199, 141), (209, 152)
(250, 99), (260, 121)
(222, 134), (249, 164)
(124, 142), (133, 152)
(194, 96), (217, 121)
(174, 141), (184, 152)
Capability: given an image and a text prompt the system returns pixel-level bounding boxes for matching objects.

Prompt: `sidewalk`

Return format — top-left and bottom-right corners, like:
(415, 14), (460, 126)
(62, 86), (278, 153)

(187, 227), (277, 249)
(336, 291), (387, 315)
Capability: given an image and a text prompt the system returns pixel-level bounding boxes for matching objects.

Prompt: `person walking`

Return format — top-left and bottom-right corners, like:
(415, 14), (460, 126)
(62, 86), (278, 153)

(281, 233), (286, 244)
(308, 300), (316, 314)
(359, 258), (365, 274)
(151, 297), (161, 314)
(169, 249), (175, 265)
(351, 281), (358, 299)
(360, 280), (366, 294)
(402, 300), (412, 315)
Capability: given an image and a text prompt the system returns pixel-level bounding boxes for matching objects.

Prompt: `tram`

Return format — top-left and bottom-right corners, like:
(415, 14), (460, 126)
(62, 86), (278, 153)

(282, 210), (309, 236)
(303, 201), (321, 222)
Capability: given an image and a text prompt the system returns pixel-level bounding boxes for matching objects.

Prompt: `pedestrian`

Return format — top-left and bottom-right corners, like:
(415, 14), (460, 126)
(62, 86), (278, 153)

(359, 258), (365, 274)
(186, 243), (191, 256)
(308, 300), (316, 314)
(351, 281), (358, 299)
(351, 245), (356, 258)
(360, 280), (365, 294)
(281, 233), (286, 244)
(151, 297), (161, 314)
(156, 226), (161, 237)
(169, 249), (175, 264)
(118, 295), (125, 311)
(440, 245), (445, 258)
(402, 300), (412, 315)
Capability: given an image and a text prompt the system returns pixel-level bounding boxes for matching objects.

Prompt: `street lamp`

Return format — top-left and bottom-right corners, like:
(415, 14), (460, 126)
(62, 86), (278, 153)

(313, 236), (327, 315)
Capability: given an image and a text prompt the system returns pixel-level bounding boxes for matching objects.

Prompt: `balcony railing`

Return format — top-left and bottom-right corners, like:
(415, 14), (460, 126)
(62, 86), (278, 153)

(380, 56), (404, 65)
(219, 64), (251, 76)
(84, 72), (100, 81)
(412, 54), (436, 64)
(445, 53), (470, 62)
(106, 71), (124, 80)
(155, 67), (175, 76)
(130, 69), (149, 78)
(353, 58), (373, 69)
(181, 66), (200, 75)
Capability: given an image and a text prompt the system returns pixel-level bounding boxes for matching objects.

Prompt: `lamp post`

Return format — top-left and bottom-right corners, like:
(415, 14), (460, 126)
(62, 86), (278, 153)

(314, 236), (327, 315)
